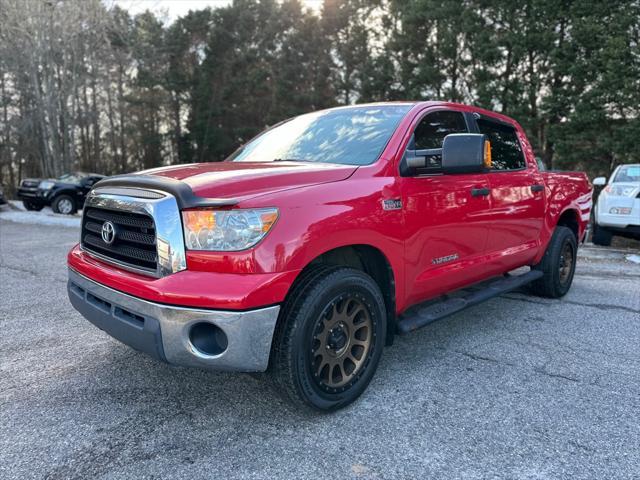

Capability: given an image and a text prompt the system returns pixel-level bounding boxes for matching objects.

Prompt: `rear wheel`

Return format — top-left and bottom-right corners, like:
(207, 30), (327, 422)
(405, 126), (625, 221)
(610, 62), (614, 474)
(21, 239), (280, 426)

(270, 267), (386, 411)
(592, 223), (613, 246)
(529, 226), (577, 298)
(52, 195), (76, 215)
(23, 200), (44, 211)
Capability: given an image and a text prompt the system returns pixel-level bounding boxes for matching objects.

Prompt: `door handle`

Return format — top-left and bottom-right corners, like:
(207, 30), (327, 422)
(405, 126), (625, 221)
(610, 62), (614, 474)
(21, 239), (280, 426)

(471, 187), (491, 197)
(531, 184), (544, 192)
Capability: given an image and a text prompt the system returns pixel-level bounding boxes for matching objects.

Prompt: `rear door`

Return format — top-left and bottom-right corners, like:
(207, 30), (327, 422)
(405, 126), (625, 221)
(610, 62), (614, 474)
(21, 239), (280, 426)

(475, 115), (545, 270)
(400, 109), (493, 306)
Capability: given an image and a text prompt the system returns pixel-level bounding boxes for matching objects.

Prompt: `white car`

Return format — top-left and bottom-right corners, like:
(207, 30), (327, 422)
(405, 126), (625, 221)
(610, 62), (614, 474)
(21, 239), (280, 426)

(592, 164), (640, 246)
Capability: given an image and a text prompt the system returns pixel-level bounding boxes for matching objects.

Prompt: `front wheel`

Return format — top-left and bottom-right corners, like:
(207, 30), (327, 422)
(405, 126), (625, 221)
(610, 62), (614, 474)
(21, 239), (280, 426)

(529, 226), (577, 298)
(270, 267), (386, 411)
(23, 200), (44, 211)
(52, 195), (77, 215)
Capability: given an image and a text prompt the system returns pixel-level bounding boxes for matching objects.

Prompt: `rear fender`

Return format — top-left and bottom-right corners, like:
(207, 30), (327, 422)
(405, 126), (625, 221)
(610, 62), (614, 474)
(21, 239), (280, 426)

(534, 186), (592, 264)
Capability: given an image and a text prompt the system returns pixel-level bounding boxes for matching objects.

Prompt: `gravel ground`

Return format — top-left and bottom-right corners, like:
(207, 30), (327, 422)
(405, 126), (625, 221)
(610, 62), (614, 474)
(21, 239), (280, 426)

(1, 218), (639, 480)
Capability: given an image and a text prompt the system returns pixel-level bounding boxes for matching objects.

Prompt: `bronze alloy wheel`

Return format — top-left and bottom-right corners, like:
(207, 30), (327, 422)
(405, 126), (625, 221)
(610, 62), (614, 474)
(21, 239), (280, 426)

(558, 241), (574, 285)
(270, 267), (387, 410)
(310, 294), (373, 392)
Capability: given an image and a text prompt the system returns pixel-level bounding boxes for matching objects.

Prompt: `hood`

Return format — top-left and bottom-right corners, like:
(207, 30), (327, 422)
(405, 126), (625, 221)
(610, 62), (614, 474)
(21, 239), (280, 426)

(135, 161), (358, 202)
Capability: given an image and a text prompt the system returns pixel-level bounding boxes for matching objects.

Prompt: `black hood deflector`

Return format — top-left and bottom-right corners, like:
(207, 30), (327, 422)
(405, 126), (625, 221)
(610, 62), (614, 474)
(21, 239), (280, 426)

(94, 174), (239, 209)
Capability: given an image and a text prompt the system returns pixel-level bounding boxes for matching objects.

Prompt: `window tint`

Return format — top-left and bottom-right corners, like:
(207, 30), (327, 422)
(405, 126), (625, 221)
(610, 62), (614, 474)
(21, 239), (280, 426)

(414, 111), (468, 150)
(476, 119), (525, 170)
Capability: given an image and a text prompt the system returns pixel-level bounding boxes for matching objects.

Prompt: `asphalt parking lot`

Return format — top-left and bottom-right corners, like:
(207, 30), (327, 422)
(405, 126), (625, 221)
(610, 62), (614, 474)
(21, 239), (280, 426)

(1, 217), (639, 480)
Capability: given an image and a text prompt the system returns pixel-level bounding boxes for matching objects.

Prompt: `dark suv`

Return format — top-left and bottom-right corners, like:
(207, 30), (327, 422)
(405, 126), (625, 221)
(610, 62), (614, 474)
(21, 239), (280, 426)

(18, 172), (104, 214)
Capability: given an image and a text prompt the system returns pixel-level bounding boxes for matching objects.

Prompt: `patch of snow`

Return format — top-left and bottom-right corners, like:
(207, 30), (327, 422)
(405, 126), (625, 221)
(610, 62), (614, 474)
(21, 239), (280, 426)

(8, 200), (26, 211)
(626, 254), (640, 264)
(1, 200), (81, 228)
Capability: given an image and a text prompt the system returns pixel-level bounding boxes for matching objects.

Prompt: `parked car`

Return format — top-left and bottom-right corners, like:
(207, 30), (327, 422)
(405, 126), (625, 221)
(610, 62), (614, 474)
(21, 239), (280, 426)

(67, 102), (592, 411)
(17, 172), (104, 214)
(592, 164), (640, 246)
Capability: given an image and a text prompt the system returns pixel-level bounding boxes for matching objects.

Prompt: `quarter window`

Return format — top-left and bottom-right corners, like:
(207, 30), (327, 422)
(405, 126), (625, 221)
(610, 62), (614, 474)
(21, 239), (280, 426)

(476, 119), (526, 171)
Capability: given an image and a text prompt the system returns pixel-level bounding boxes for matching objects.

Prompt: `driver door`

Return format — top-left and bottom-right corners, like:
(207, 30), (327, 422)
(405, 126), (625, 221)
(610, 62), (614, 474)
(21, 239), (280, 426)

(400, 109), (493, 307)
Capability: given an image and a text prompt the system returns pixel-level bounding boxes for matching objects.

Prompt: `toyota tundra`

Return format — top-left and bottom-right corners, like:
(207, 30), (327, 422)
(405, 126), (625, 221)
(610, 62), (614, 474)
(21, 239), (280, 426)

(67, 102), (593, 410)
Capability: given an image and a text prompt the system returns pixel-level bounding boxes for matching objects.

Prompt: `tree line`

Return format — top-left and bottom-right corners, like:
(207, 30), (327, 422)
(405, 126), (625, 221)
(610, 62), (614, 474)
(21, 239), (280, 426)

(1, 0), (639, 193)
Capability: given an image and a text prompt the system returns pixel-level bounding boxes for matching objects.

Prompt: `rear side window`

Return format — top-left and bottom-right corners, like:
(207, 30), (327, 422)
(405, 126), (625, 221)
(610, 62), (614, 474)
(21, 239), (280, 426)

(477, 119), (526, 171)
(414, 111), (468, 150)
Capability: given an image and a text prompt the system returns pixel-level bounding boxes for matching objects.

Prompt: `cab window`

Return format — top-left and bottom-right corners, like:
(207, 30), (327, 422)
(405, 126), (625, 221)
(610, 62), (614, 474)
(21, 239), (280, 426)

(476, 119), (526, 171)
(406, 110), (468, 173)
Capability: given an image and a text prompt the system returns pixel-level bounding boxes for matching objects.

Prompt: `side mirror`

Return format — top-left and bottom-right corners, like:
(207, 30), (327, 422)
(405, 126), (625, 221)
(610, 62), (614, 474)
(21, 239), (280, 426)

(441, 133), (489, 174)
(592, 177), (607, 186)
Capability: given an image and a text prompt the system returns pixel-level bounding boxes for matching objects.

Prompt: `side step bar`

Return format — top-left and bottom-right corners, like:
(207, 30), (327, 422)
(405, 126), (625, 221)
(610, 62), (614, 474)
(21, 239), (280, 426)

(397, 270), (543, 334)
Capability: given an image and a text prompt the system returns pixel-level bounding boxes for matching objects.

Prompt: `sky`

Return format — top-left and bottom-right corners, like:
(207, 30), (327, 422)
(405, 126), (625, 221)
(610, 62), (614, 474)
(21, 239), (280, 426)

(109, 0), (323, 22)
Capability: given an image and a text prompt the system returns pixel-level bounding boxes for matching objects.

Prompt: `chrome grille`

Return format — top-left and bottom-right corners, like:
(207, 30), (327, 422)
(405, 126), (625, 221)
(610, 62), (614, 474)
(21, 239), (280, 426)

(81, 207), (157, 272)
(81, 188), (187, 277)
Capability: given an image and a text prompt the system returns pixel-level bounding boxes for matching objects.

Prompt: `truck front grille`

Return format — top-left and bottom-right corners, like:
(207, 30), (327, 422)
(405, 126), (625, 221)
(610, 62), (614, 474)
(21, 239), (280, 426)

(81, 207), (157, 272)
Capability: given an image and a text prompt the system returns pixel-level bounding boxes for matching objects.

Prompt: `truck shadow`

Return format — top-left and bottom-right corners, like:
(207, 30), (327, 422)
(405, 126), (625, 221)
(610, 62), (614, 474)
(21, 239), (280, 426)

(41, 296), (549, 478)
(81, 295), (511, 419)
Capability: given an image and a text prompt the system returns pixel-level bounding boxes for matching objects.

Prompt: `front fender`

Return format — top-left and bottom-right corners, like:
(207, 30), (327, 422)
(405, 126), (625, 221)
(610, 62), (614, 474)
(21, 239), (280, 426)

(185, 176), (407, 308)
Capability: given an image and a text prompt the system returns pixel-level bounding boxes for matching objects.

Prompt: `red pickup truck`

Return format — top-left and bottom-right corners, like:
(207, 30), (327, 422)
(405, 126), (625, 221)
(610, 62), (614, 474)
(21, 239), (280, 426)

(67, 102), (593, 410)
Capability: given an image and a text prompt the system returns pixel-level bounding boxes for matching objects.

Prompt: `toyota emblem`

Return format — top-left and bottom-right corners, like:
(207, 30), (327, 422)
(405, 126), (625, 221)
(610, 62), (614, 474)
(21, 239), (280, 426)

(101, 221), (116, 245)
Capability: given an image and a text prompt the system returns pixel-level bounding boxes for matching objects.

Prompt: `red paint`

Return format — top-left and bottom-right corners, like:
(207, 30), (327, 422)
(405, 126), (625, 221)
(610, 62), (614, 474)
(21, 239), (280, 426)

(68, 101), (593, 314)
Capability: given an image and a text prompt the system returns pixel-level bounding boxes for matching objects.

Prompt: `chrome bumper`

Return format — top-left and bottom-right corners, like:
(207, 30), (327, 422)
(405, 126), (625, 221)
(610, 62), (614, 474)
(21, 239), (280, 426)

(67, 268), (280, 372)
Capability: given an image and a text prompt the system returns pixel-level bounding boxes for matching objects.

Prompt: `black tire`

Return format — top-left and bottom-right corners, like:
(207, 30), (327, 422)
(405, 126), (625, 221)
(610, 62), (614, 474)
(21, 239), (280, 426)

(23, 200), (44, 211)
(52, 194), (77, 215)
(270, 266), (387, 411)
(529, 226), (577, 298)
(592, 223), (613, 246)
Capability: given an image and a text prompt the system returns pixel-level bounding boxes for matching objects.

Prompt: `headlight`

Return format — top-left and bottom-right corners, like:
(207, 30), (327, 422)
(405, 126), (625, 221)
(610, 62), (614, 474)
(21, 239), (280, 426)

(39, 180), (55, 190)
(182, 208), (278, 251)
(605, 185), (636, 197)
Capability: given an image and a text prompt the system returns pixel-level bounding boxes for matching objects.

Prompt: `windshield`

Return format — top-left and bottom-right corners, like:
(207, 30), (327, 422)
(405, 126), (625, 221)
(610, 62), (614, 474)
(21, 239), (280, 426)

(57, 172), (84, 184)
(613, 165), (640, 183)
(227, 105), (412, 166)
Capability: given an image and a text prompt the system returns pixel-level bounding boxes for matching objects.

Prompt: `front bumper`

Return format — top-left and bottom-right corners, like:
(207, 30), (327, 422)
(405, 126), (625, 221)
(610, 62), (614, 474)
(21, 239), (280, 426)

(68, 268), (280, 372)
(17, 187), (53, 203)
(17, 187), (41, 200)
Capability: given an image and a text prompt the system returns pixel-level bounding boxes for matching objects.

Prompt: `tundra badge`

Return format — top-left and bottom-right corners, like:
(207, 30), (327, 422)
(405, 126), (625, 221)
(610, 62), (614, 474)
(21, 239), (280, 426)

(432, 253), (459, 265)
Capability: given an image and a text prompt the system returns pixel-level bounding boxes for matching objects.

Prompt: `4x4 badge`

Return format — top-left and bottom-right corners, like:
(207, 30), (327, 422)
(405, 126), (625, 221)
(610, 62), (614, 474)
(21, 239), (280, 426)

(382, 199), (402, 211)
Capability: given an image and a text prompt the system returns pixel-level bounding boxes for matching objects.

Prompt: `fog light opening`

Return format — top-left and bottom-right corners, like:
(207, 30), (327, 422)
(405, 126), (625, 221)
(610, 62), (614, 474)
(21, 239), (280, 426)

(189, 322), (228, 357)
